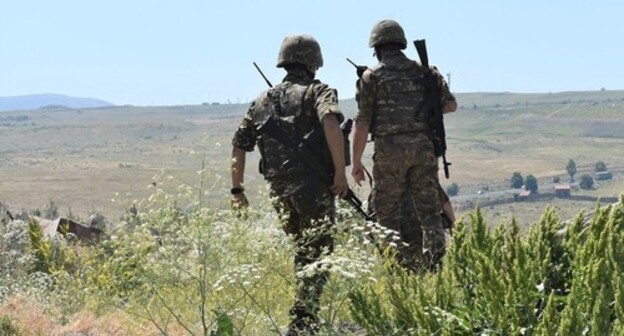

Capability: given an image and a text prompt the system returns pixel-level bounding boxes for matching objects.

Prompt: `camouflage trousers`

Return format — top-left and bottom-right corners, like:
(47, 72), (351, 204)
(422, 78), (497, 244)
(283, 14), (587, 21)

(372, 133), (446, 272)
(270, 174), (335, 332)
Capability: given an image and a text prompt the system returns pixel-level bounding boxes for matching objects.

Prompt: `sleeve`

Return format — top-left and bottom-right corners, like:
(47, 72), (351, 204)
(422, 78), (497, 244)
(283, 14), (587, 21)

(314, 83), (344, 123)
(354, 69), (376, 125)
(231, 101), (258, 152)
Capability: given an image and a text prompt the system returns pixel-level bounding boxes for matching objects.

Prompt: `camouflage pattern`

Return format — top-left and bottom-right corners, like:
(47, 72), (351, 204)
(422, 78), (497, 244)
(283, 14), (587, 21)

(356, 49), (455, 272)
(372, 134), (445, 271)
(277, 34), (324, 69)
(270, 176), (335, 330)
(232, 66), (342, 332)
(399, 182), (451, 270)
(355, 50), (455, 135)
(368, 19), (407, 49)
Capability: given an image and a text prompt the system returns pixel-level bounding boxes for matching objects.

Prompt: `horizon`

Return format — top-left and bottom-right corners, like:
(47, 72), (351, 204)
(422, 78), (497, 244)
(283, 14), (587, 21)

(2, 1), (623, 106)
(3, 88), (624, 109)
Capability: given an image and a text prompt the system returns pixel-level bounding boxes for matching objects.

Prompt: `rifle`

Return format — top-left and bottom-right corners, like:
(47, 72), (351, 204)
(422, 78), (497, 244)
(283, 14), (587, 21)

(346, 58), (368, 78)
(414, 39), (451, 179)
(253, 62), (273, 87)
(252, 62), (371, 220)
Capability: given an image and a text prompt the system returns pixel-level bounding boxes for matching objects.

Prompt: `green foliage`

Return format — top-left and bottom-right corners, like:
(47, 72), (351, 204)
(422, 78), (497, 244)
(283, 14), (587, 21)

(580, 174), (594, 189)
(594, 160), (608, 172)
(525, 174), (538, 192)
(447, 183), (459, 197)
(211, 310), (234, 336)
(0, 315), (20, 336)
(28, 219), (53, 274)
(566, 159), (577, 182)
(510, 172), (524, 189)
(348, 197), (624, 335)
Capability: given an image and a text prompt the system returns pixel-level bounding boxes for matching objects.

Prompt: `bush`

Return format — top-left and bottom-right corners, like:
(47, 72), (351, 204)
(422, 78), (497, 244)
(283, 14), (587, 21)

(525, 174), (538, 192)
(594, 161), (607, 172)
(0, 315), (19, 336)
(510, 172), (524, 188)
(579, 174), (594, 189)
(348, 197), (624, 335)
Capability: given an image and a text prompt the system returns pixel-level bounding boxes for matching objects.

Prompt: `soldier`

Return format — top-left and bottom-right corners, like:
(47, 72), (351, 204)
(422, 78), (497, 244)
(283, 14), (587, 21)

(351, 19), (457, 272)
(230, 35), (347, 335)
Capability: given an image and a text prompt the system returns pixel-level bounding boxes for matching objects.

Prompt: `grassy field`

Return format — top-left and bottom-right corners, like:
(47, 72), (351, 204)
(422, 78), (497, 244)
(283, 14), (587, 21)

(1, 90), (623, 227)
(1, 91), (624, 335)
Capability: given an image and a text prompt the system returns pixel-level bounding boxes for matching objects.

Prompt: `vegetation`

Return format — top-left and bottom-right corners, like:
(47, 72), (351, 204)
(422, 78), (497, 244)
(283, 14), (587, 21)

(595, 161), (608, 172)
(580, 174), (595, 190)
(1, 168), (624, 335)
(349, 199), (624, 335)
(510, 172), (524, 189)
(525, 174), (538, 192)
(567, 159), (577, 182)
(1, 90), (624, 334)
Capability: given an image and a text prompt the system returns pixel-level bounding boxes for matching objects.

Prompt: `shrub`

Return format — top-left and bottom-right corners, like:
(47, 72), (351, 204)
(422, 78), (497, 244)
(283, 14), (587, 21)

(594, 161), (607, 172)
(510, 172), (524, 188)
(0, 315), (19, 336)
(348, 196), (624, 335)
(579, 174), (594, 189)
(525, 174), (538, 192)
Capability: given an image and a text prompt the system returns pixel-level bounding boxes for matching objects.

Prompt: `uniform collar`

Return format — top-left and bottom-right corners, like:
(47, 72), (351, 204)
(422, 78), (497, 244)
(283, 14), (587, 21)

(282, 68), (315, 84)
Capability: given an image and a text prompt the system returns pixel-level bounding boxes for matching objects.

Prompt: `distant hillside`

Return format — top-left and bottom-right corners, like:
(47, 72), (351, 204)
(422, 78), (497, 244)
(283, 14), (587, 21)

(0, 94), (113, 112)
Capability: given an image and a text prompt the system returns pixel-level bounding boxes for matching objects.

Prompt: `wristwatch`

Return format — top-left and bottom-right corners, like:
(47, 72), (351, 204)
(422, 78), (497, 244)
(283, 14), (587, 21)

(231, 187), (245, 195)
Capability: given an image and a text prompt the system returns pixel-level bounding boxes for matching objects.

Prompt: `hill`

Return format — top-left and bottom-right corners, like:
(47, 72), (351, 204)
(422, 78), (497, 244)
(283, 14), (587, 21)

(0, 94), (113, 112)
(0, 90), (622, 224)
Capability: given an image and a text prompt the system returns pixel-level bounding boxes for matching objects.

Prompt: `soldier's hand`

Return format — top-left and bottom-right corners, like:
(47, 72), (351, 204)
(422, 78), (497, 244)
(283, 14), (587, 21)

(331, 171), (348, 198)
(351, 162), (365, 187)
(231, 193), (249, 210)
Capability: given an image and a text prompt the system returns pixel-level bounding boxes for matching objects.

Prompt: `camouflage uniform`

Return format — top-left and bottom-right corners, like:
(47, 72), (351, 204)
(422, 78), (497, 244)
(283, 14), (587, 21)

(232, 65), (343, 332)
(357, 44), (455, 271)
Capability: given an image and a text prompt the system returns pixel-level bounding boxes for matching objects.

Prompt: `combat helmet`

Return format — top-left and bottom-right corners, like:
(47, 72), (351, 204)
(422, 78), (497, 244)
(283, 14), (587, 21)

(368, 19), (407, 49)
(276, 34), (324, 69)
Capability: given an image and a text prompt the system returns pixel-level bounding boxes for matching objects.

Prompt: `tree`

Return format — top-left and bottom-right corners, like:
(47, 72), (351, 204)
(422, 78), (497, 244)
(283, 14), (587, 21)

(566, 159), (577, 182)
(594, 161), (607, 172)
(525, 174), (539, 192)
(579, 174), (594, 189)
(553, 176), (561, 183)
(446, 183), (459, 197)
(510, 172), (524, 189)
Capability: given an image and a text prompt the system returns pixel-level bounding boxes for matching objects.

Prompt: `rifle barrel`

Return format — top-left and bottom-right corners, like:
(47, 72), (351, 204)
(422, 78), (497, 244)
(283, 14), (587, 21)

(253, 62), (273, 88)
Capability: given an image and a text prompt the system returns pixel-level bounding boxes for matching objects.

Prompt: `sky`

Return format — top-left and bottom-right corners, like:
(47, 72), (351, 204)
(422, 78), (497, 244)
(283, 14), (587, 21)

(1, 0), (623, 106)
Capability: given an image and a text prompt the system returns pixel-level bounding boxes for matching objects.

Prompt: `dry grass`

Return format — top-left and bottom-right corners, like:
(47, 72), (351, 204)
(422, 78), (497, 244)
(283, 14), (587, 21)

(0, 295), (142, 335)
